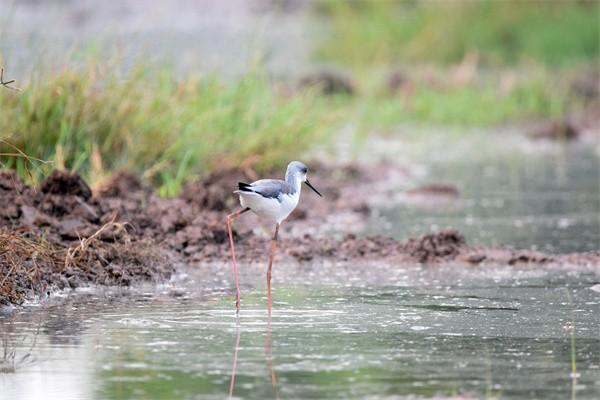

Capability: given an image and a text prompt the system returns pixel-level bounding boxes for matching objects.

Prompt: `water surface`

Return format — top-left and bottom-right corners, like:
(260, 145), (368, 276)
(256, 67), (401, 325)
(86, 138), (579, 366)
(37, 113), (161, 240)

(1, 264), (598, 399)
(360, 131), (600, 253)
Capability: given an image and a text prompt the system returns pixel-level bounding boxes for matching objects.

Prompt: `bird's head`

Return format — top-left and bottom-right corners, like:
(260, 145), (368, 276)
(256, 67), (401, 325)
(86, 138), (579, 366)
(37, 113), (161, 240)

(287, 161), (322, 197)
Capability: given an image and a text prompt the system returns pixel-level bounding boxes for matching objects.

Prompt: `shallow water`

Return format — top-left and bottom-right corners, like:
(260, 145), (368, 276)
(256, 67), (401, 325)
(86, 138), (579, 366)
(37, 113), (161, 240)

(1, 265), (599, 400)
(361, 132), (600, 254)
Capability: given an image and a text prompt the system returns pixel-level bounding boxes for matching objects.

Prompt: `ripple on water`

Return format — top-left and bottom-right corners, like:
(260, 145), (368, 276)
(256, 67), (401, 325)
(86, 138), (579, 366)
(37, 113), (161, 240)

(1, 270), (599, 400)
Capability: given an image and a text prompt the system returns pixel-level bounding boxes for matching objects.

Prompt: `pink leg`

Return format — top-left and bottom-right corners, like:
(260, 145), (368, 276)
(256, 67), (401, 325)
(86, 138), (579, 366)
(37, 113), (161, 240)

(227, 208), (250, 312)
(266, 223), (280, 317)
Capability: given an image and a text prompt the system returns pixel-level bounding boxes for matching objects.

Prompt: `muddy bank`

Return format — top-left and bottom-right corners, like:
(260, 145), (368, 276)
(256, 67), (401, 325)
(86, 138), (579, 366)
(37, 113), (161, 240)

(0, 170), (174, 305)
(1, 166), (598, 306)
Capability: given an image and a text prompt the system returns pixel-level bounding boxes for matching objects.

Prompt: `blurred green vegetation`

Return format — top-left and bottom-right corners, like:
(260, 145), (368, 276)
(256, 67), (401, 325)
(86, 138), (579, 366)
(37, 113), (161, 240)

(1, 1), (597, 190)
(313, 0), (597, 130)
(0, 63), (341, 195)
(0, 60), (584, 192)
(315, 0), (599, 67)
(356, 67), (569, 128)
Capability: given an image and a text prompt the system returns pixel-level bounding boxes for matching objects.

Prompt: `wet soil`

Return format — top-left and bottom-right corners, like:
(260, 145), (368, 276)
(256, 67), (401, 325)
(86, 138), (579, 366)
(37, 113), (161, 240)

(526, 119), (581, 141)
(406, 183), (460, 198)
(298, 69), (355, 96)
(1, 165), (598, 306)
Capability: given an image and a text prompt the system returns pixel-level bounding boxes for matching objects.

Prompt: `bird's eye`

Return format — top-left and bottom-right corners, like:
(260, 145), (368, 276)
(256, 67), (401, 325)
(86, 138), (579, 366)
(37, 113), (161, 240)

(302, 168), (308, 173)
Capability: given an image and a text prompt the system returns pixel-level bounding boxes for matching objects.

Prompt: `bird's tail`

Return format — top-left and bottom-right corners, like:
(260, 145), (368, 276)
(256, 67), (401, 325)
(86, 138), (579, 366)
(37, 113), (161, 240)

(237, 182), (253, 192)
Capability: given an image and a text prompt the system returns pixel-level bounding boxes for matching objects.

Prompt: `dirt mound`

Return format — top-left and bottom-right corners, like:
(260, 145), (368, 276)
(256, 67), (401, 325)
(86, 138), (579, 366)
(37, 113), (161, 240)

(459, 247), (553, 266)
(299, 70), (355, 96)
(0, 170), (28, 192)
(243, 230), (464, 264)
(0, 171), (34, 222)
(286, 233), (391, 261)
(0, 228), (171, 306)
(407, 183), (460, 197)
(96, 171), (148, 198)
(387, 69), (412, 95)
(570, 68), (599, 103)
(40, 170), (92, 200)
(527, 119), (580, 141)
(0, 169), (180, 305)
(181, 168), (252, 211)
(402, 229), (466, 263)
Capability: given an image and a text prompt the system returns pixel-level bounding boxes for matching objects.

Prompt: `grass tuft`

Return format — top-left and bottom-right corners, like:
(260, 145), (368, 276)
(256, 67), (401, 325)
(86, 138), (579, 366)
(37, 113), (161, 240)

(0, 62), (340, 194)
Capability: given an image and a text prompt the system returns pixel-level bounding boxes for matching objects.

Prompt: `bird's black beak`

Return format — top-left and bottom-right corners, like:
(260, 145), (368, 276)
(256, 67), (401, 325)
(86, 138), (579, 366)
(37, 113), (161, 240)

(304, 180), (322, 197)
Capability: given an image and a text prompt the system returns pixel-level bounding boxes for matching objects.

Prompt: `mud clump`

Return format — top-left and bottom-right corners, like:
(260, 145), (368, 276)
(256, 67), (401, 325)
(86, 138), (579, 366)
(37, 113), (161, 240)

(33, 170), (98, 224)
(462, 247), (554, 266)
(570, 69), (599, 103)
(96, 171), (148, 198)
(0, 170), (33, 221)
(402, 229), (466, 263)
(527, 119), (580, 141)
(407, 183), (460, 198)
(299, 70), (355, 96)
(283, 230), (468, 264)
(181, 168), (253, 211)
(0, 170), (28, 193)
(508, 250), (551, 265)
(40, 170), (92, 200)
(386, 69), (412, 96)
(287, 234), (400, 262)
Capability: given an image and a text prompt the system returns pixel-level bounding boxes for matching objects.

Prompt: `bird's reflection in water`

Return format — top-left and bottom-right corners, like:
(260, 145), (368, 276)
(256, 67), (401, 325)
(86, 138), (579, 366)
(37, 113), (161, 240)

(227, 315), (241, 399)
(265, 313), (279, 399)
(228, 313), (279, 399)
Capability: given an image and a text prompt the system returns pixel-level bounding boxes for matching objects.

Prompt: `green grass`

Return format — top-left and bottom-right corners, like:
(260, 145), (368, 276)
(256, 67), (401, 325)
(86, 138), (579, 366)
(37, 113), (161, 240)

(0, 62), (342, 195)
(0, 60), (592, 195)
(311, 0), (594, 129)
(315, 0), (600, 68)
(357, 70), (568, 128)
(0, 61), (578, 190)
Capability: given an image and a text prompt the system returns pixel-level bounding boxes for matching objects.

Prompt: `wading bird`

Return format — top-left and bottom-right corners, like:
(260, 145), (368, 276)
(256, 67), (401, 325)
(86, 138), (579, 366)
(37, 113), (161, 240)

(226, 161), (322, 313)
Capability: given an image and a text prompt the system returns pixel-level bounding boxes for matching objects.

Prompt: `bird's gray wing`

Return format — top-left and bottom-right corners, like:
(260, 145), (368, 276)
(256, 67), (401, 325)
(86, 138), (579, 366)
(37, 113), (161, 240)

(246, 179), (294, 199)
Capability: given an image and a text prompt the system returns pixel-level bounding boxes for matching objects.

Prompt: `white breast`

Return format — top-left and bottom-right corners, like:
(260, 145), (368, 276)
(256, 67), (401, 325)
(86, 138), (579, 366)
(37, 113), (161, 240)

(278, 192), (300, 223)
(238, 191), (299, 225)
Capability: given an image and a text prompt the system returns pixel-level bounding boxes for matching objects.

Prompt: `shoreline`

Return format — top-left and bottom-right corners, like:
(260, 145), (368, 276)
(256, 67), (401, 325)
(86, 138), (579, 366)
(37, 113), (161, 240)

(1, 165), (599, 307)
